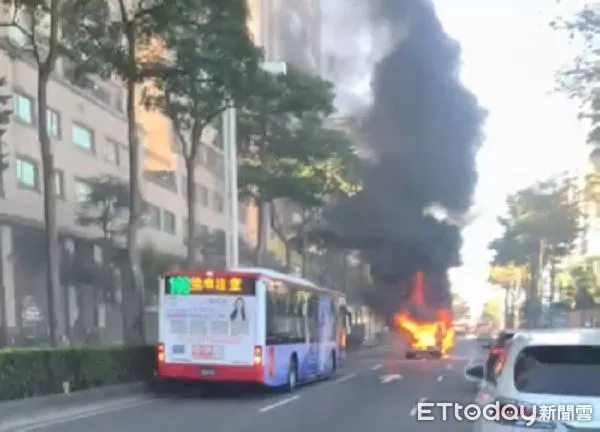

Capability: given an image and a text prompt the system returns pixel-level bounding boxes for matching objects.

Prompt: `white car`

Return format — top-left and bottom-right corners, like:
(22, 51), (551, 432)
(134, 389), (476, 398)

(465, 328), (600, 432)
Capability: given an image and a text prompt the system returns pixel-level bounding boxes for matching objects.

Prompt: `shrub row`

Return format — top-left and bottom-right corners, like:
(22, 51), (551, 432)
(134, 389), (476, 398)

(0, 345), (156, 401)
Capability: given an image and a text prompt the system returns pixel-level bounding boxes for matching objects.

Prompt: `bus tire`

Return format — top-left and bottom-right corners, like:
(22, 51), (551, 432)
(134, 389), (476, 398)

(324, 350), (337, 379)
(330, 351), (337, 375)
(286, 356), (298, 392)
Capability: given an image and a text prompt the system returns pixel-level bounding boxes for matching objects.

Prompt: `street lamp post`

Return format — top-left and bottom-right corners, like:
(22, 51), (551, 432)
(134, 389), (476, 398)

(222, 61), (287, 269)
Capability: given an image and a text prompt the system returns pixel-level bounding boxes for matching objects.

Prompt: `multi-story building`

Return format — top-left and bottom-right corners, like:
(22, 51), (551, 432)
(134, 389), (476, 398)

(248, 0), (321, 73)
(0, 16), (242, 344)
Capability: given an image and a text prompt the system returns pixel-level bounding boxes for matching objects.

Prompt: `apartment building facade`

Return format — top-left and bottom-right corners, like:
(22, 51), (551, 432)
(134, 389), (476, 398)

(0, 24), (239, 344)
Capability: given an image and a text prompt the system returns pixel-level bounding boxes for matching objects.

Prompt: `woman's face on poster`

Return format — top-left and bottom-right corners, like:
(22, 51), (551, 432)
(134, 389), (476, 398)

(235, 298), (244, 310)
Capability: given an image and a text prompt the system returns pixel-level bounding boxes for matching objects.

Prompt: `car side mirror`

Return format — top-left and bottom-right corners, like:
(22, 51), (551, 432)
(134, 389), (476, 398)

(464, 364), (485, 382)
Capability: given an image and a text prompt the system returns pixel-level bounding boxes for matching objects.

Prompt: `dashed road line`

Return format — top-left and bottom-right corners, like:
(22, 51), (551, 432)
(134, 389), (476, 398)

(371, 364), (383, 370)
(437, 375), (444, 382)
(334, 373), (357, 383)
(258, 395), (300, 413)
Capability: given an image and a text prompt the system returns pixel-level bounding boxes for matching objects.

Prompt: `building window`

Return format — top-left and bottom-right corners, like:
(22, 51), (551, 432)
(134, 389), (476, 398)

(147, 204), (161, 229)
(198, 185), (209, 206)
(213, 191), (223, 213)
(16, 156), (39, 190)
(14, 93), (34, 124)
(162, 209), (176, 235)
(47, 108), (61, 138)
(54, 169), (65, 198)
(72, 123), (94, 152)
(106, 139), (121, 166)
(74, 179), (92, 202)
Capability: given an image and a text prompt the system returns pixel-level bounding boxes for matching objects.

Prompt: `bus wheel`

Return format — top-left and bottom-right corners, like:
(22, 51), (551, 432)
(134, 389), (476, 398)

(286, 357), (298, 392)
(330, 351), (337, 376)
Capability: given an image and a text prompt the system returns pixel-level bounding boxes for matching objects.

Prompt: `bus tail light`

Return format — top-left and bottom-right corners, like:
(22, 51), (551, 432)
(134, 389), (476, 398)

(157, 343), (165, 363)
(340, 332), (346, 348)
(253, 346), (263, 365)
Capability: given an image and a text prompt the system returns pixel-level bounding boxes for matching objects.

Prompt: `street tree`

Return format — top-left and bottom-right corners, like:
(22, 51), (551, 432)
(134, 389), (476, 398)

(269, 126), (361, 269)
(0, 76), (10, 195)
(140, 245), (178, 296)
(238, 66), (353, 264)
(489, 176), (581, 302)
(144, 0), (261, 266)
(559, 259), (599, 308)
(552, 4), (599, 145)
(74, 175), (133, 309)
(62, 0), (198, 343)
(0, 0), (100, 345)
(76, 175), (131, 242)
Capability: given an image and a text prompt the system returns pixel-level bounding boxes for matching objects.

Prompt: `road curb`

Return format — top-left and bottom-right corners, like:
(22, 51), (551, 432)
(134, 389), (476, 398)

(0, 382), (152, 422)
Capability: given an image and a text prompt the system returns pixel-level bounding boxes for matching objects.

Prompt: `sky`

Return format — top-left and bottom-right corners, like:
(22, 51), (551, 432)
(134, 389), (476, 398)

(432, 0), (592, 309)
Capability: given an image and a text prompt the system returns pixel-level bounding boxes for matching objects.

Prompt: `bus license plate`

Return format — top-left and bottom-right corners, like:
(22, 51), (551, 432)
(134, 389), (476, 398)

(200, 368), (215, 376)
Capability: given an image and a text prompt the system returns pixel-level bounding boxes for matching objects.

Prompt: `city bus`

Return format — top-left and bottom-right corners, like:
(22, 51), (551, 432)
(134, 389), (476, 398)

(156, 267), (350, 391)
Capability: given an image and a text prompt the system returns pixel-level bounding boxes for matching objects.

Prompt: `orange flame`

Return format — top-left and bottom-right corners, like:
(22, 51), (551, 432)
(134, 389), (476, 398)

(394, 309), (455, 355)
(393, 272), (455, 356)
(411, 271), (424, 307)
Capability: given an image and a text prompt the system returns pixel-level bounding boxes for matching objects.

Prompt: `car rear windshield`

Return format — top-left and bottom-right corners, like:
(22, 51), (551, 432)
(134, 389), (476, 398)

(514, 345), (600, 396)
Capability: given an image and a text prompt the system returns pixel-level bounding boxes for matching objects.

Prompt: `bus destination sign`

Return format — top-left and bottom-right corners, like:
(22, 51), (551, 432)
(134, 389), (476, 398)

(165, 274), (255, 295)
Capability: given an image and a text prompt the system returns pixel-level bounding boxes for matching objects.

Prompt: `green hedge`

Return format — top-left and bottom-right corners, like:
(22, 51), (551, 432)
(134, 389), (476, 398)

(0, 345), (155, 401)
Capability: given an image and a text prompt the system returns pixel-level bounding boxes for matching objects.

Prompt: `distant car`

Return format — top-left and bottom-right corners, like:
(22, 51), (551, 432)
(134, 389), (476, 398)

(465, 328), (600, 432)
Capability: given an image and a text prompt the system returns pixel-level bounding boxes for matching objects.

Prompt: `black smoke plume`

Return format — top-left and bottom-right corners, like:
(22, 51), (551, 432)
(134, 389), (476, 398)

(327, 0), (486, 317)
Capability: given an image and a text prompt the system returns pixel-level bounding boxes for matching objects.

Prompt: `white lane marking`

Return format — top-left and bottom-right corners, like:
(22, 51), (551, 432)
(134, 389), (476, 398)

(437, 375), (444, 382)
(446, 363), (453, 370)
(334, 373), (357, 383)
(258, 395), (300, 413)
(379, 374), (402, 384)
(371, 364), (383, 370)
(11, 399), (155, 431)
(410, 397), (428, 416)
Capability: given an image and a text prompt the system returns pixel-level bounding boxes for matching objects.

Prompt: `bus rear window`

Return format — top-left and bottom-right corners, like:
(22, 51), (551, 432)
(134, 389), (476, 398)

(164, 274), (256, 295)
(514, 345), (600, 396)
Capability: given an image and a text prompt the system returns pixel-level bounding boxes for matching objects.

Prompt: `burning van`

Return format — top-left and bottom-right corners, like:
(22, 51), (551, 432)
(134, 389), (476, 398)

(392, 271), (455, 359)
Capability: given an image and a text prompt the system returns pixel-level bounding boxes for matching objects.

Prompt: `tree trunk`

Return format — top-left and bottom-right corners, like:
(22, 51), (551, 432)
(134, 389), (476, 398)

(300, 209), (309, 277)
(504, 285), (511, 328)
(185, 157), (196, 266)
(38, 67), (63, 346)
(256, 196), (266, 265)
(123, 43), (144, 344)
(549, 257), (557, 303)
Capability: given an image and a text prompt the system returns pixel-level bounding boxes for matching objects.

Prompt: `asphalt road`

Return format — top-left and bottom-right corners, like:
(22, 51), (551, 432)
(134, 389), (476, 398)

(4, 336), (485, 432)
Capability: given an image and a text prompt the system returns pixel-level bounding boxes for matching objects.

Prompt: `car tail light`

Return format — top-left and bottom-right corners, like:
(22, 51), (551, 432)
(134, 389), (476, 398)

(253, 346), (263, 365)
(492, 397), (554, 429)
(157, 343), (165, 363)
